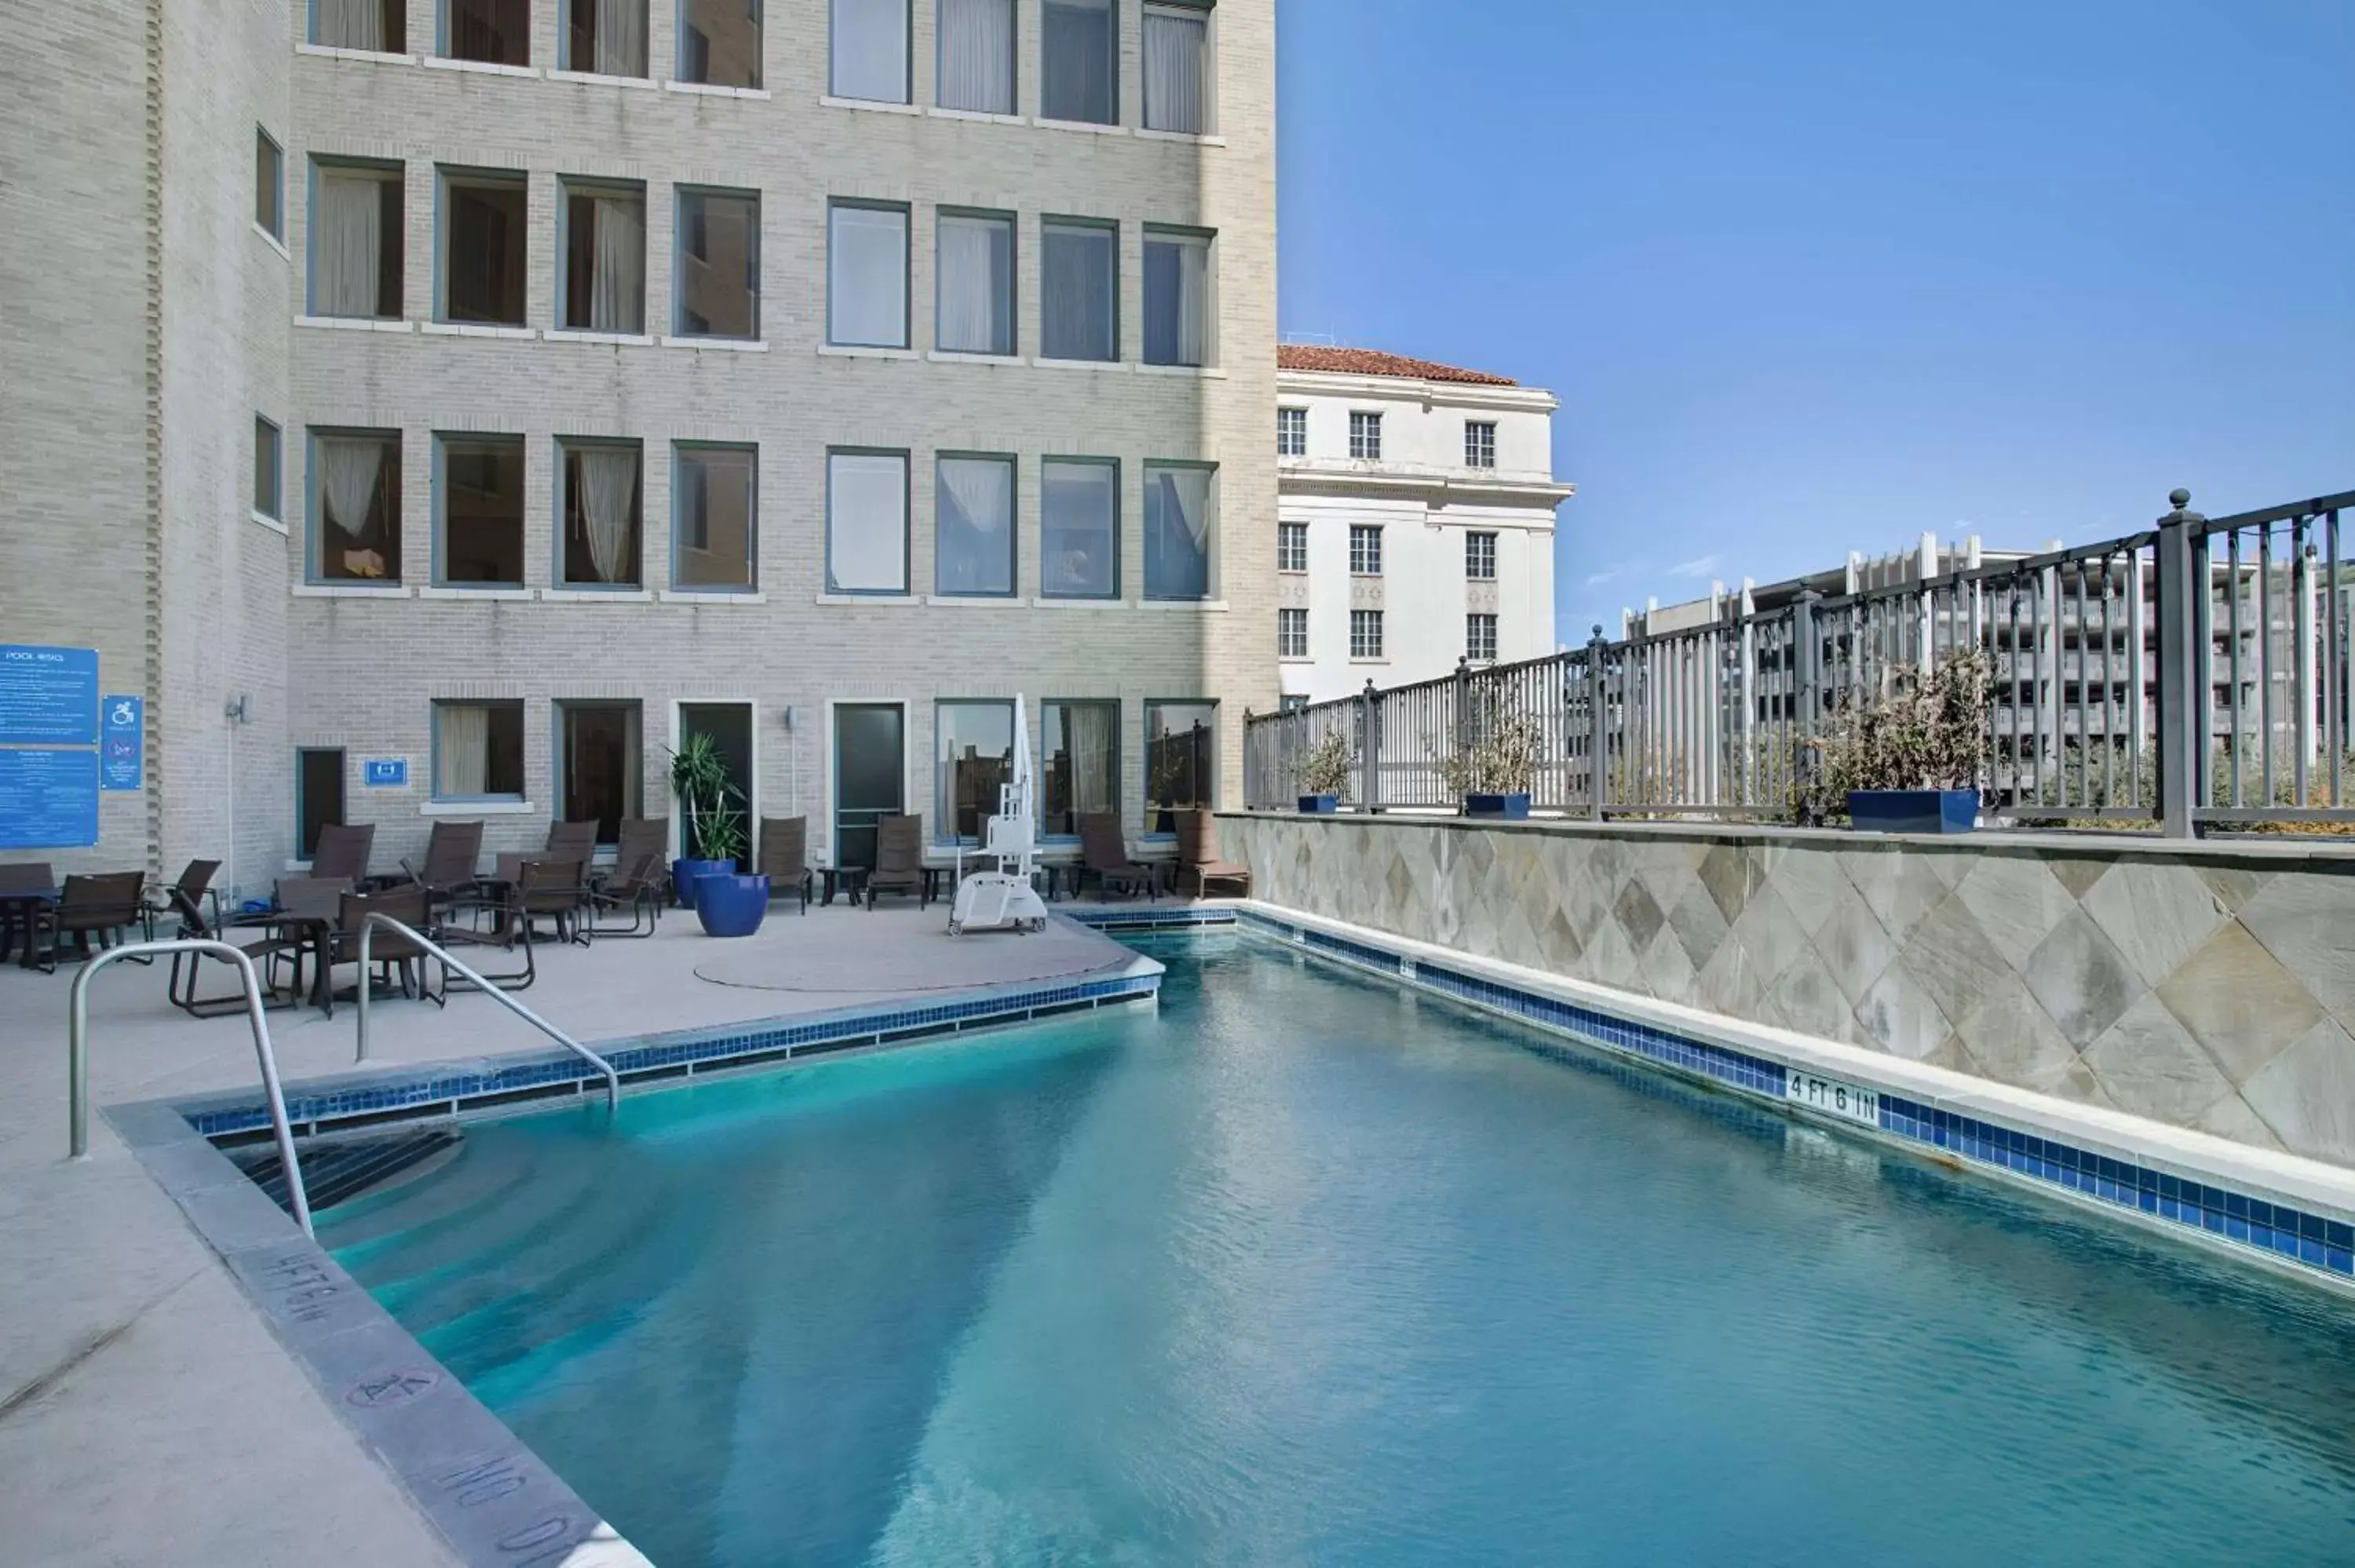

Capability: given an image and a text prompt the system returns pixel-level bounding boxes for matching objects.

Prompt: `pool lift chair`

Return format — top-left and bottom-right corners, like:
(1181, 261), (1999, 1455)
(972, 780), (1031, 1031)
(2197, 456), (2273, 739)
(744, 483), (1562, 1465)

(948, 695), (1052, 936)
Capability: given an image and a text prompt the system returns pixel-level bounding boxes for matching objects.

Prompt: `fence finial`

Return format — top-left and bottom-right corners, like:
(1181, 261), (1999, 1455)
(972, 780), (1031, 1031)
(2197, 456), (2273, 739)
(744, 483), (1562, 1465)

(2168, 487), (2192, 511)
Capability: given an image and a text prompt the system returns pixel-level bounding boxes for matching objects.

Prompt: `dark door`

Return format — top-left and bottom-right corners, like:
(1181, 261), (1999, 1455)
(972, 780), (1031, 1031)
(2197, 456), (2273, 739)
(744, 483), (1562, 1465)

(297, 749), (345, 859)
(679, 703), (755, 858)
(833, 704), (904, 870)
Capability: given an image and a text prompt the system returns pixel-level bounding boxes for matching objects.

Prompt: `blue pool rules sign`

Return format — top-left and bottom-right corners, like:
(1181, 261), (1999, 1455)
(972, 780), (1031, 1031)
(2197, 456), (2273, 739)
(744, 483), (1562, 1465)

(363, 758), (410, 789)
(0, 644), (100, 744)
(0, 749), (100, 848)
(100, 695), (143, 790)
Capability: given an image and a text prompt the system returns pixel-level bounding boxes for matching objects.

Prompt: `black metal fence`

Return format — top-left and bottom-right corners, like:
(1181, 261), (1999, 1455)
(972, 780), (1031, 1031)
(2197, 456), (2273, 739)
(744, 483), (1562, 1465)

(1243, 489), (2354, 837)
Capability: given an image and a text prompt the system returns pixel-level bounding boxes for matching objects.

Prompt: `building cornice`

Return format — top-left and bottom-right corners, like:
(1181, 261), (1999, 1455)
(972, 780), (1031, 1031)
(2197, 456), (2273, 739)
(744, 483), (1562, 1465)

(1278, 459), (1575, 509)
(1276, 368), (1560, 414)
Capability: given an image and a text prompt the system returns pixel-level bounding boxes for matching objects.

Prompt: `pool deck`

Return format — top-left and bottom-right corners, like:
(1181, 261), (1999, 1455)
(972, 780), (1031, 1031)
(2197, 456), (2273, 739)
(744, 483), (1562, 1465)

(0, 899), (1202, 1566)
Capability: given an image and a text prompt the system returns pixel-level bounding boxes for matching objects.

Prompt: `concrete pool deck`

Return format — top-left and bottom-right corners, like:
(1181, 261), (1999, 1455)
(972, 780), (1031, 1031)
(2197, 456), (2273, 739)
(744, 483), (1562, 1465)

(0, 899), (1199, 1566)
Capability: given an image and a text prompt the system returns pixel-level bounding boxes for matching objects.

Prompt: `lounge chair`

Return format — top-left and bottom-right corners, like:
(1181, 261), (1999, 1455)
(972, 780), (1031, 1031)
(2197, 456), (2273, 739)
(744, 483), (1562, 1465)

(866, 815), (929, 910)
(149, 859), (223, 938)
(589, 849), (670, 938)
(758, 816), (815, 914)
(1175, 809), (1251, 899)
(29, 871), (149, 972)
(318, 884), (440, 1017)
(310, 822), (376, 884)
(1077, 813), (1158, 900)
(547, 819), (601, 865)
(400, 820), (485, 913)
(510, 858), (592, 946)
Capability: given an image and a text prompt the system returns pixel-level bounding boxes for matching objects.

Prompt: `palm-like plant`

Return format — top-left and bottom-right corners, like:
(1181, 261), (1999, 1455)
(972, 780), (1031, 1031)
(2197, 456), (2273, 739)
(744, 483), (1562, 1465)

(668, 734), (747, 862)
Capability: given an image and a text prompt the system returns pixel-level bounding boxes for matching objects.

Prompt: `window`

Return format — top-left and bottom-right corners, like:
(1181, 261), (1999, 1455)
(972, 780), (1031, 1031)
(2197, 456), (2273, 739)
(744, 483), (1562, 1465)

(255, 129), (283, 240)
(936, 454), (1015, 596)
(565, 0), (648, 74)
(1351, 609), (1384, 659)
(433, 700), (524, 800)
(437, 433), (524, 585)
(557, 439), (642, 586)
(560, 181), (646, 334)
(1276, 407), (1305, 457)
(936, 210), (1013, 356)
(1142, 2), (1210, 133)
(675, 188), (760, 338)
(1277, 520), (1306, 572)
(559, 702), (641, 844)
(1144, 700), (1214, 820)
(678, 0), (761, 88)
(937, 700), (1014, 843)
(1467, 612), (1498, 662)
(314, 0), (405, 50)
(1349, 411), (1382, 460)
(443, 0), (529, 64)
(310, 428), (401, 581)
(439, 169), (527, 326)
(1278, 607), (1307, 658)
(828, 201), (908, 348)
(827, 449), (909, 594)
(1040, 218), (1116, 362)
(1143, 462), (1213, 600)
(1041, 699), (1118, 835)
(1465, 420), (1497, 469)
(296, 749), (345, 859)
(1041, 458), (1116, 598)
(253, 417), (282, 520)
(309, 159), (403, 319)
(938, 0), (1013, 114)
(1466, 531), (1497, 581)
(830, 0), (908, 102)
(1042, 0), (1115, 124)
(1349, 525), (1382, 576)
(1280, 694), (1309, 713)
(674, 444), (756, 590)
(1143, 228), (1210, 366)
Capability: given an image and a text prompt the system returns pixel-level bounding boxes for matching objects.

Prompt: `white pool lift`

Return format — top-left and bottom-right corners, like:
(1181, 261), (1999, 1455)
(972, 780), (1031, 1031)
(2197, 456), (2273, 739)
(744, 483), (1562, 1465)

(948, 695), (1053, 935)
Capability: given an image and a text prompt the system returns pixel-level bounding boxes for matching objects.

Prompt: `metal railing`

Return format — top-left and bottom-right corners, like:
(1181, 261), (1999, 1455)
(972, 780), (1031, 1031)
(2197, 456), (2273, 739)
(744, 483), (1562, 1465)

(353, 913), (620, 1109)
(1244, 487), (2355, 837)
(68, 939), (314, 1236)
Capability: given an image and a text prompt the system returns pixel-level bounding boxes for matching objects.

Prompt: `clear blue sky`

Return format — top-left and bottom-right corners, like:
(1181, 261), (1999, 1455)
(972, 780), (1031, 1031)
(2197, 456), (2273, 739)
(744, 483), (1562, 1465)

(1275, 0), (2354, 647)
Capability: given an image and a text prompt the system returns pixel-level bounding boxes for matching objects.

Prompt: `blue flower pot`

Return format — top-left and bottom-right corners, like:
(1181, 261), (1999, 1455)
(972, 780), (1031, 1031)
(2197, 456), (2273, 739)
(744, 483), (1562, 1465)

(1298, 794), (1340, 814)
(1847, 789), (1978, 834)
(1463, 793), (1531, 820)
(693, 872), (770, 937)
(672, 857), (735, 909)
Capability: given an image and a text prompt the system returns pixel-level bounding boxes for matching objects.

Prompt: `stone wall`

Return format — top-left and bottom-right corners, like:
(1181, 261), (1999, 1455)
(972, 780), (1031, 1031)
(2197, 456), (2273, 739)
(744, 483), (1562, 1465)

(1220, 813), (2355, 1170)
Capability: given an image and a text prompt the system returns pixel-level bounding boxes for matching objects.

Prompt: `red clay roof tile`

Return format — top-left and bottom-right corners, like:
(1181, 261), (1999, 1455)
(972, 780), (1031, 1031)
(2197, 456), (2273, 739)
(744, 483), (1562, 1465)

(1276, 345), (1518, 386)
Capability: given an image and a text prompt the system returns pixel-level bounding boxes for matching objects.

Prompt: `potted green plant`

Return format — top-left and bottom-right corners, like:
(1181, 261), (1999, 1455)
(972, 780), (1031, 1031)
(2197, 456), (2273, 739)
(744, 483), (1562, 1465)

(667, 734), (749, 910)
(1438, 689), (1540, 819)
(1295, 729), (1353, 813)
(1816, 652), (1988, 833)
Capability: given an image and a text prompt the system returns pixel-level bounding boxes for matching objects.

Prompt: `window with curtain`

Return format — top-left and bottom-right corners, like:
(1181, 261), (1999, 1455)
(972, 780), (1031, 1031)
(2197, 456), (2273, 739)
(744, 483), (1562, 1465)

(675, 188), (760, 338)
(674, 444), (756, 589)
(936, 454), (1015, 596)
(316, 0), (406, 50)
(310, 160), (403, 319)
(937, 0), (1013, 113)
(1142, 2), (1209, 133)
(830, 0), (907, 101)
(679, 0), (761, 87)
(937, 700), (1014, 843)
(565, 0), (648, 75)
(1040, 218), (1115, 361)
(444, 0), (530, 64)
(433, 701), (525, 800)
(440, 170), (527, 325)
(311, 428), (402, 581)
(255, 130), (283, 239)
(1277, 520), (1306, 572)
(829, 202), (908, 347)
(254, 417), (281, 520)
(437, 433), (524, 585)
(560, 702), (642, 844)
(1040, 699), (1117, 836)
(558, 439), (642, 586)
(1042, 0), (1114, 123)
(561, 181), (646, 334)
(827, 450), (909, 594)
(935, 211), (1012, 356)
(1143, 228), (1210, 366)
(1041, 458), (1115, 598)
(1144, 700), (1214, 822)
(1277, 608), (1306, 659)
(1143, 462), (1212, 600)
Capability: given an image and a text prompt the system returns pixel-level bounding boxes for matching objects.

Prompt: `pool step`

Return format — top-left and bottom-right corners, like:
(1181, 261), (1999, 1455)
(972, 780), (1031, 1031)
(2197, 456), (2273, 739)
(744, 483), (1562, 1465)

(231, 1127), (462, 1216)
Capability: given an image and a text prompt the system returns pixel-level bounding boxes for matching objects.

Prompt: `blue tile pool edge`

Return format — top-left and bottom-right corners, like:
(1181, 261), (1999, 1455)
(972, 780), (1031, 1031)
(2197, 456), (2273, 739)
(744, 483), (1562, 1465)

(1232, 906), (2355, 1296)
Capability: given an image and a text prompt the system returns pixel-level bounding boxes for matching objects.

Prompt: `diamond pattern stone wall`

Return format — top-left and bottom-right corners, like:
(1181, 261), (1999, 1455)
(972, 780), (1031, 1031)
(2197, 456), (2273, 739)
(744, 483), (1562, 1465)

(1221, 814), (2355, 1171)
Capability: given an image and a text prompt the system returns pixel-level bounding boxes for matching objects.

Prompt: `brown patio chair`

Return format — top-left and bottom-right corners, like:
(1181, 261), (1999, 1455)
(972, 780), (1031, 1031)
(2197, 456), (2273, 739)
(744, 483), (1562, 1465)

(173, 879), (310, 1017)
(317, 884), (440, 1017)
(0, 860), (57, 963)
(1077, 812), (1158, 900)
(1175, 809), (1251, 899)
(866, 815), (929, 910)
(589, 849), (670, 938)
(148, 859), (223, 937)
(510, 858), (593, 946)
(547, 819), (601, 864)
(29, 872), (149, 972)
(758, 816), (815, 914)
(310, 822), (376, 883)
(399, 820), (485, 910)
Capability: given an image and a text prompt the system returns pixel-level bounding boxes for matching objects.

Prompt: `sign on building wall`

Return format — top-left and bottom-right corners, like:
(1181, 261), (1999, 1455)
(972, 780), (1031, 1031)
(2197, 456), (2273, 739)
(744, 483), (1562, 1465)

(100, 695), (143, 791)
(0, 645), (100, 745)
(0, 749), (100, 848)
(363, 758), (410, 789)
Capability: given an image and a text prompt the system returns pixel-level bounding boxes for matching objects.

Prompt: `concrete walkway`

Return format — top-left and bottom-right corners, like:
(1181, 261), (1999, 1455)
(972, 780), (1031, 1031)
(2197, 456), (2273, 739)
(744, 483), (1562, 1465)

(0, 900), (1168, 1566)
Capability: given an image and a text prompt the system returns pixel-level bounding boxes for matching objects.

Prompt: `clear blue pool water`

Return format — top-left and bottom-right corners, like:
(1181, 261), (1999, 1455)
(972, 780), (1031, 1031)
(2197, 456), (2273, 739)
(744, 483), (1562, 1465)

(323, 934), (2355, 1566)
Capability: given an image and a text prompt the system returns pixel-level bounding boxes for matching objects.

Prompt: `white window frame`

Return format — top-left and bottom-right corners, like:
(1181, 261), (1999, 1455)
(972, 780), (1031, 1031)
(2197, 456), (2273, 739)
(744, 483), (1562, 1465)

(1277, 520), (1307, 573)
(1349, 410), (1382, 460)
(1350, 609), (1384, 660)
(1278, 607), (1307, 659)
(1466, 531), (1497, 581)
(1467, 612), (1498, 663)
(1276, 407), (1306, 457)
(1349, 524), (1382, 577)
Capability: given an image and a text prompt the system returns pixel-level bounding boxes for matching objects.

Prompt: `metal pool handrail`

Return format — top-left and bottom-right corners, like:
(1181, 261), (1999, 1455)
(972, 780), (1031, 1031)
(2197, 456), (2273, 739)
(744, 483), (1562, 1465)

(354, 913), (620, 1111)
(68, 939), (315, 1237)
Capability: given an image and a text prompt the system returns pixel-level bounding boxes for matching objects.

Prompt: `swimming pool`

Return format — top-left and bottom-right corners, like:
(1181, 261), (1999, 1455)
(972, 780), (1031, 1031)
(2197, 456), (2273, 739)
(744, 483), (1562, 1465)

(322, 933), (2355, 1566)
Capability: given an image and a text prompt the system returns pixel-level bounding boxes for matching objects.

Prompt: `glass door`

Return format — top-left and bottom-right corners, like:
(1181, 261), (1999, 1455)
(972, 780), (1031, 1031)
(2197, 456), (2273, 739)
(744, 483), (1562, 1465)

(832, 704), (904, 870)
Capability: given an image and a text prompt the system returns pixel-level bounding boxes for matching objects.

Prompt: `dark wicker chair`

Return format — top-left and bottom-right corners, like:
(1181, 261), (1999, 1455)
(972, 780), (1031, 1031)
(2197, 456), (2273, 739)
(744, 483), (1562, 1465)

(310, 822), (376, 883)
(1077, 813), (1157, 900)
(866, 815), (929, 909)
(1175, 809), (1251, 899)
(30, 872), (149, 972)
(758, 816), (815, 914)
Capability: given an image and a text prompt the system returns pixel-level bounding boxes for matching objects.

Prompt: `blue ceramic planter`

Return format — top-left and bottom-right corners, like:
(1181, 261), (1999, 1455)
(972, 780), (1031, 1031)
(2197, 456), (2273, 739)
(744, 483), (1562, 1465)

(672, 857), (735, 909)
(1298, 794), (1340, 814)
(1848, 789), (1978, 834)
(693, 872), (770, 937)
(1463, 793), (1532, 821)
